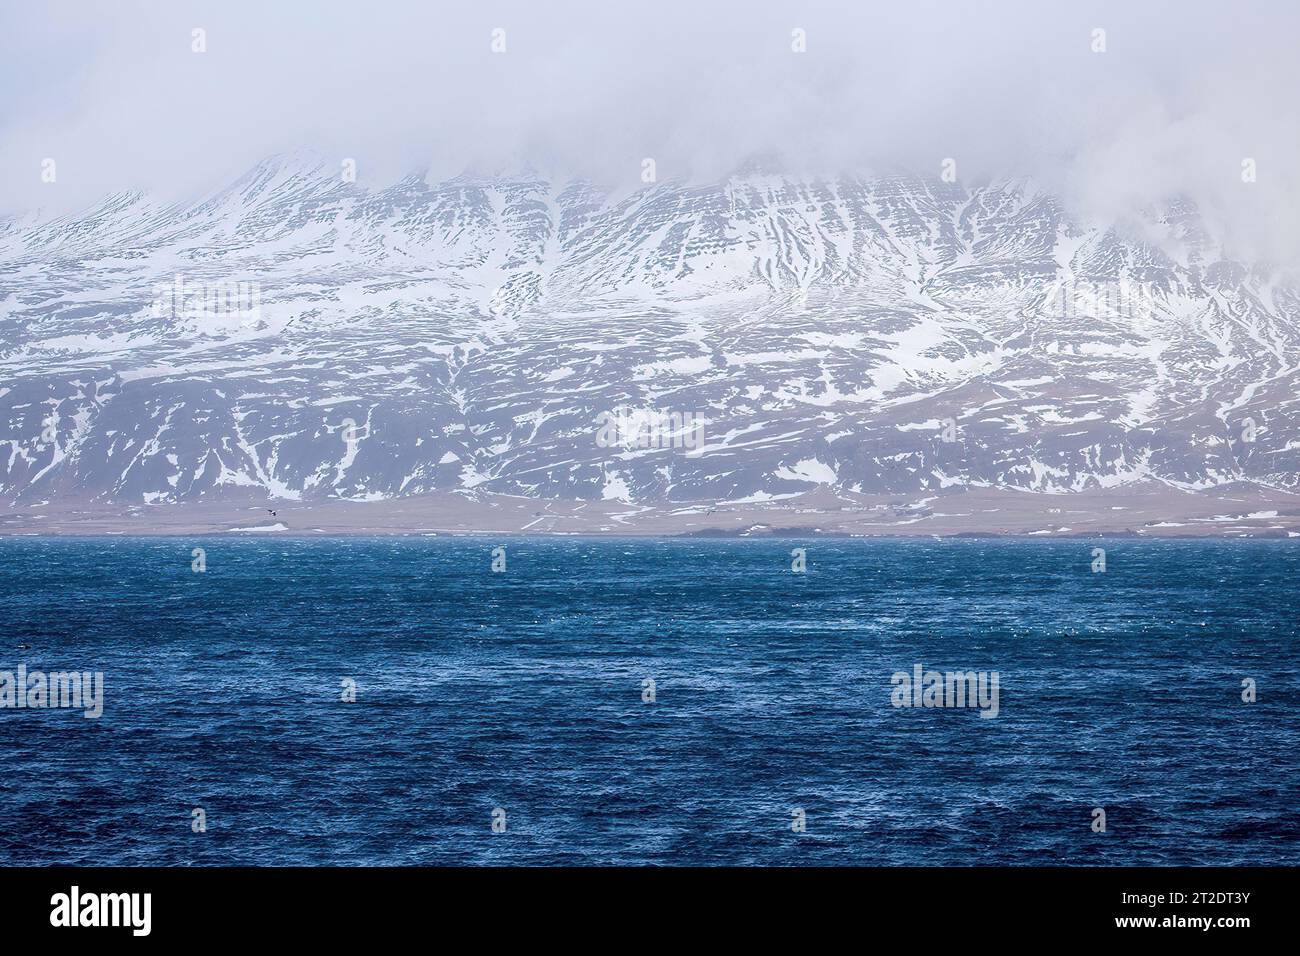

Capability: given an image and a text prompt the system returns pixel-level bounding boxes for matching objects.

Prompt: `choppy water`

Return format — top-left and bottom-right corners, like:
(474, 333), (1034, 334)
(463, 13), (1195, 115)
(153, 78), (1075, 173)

(0, 536), (1296, 865)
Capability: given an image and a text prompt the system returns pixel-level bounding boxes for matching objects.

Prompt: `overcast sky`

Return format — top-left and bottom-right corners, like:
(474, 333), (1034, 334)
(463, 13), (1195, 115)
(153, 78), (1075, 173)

(1, 0), (1296, 260)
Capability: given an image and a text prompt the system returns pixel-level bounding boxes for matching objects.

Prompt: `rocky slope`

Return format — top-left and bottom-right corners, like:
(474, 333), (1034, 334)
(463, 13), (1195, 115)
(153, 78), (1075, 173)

(2, 154), (1298, 513)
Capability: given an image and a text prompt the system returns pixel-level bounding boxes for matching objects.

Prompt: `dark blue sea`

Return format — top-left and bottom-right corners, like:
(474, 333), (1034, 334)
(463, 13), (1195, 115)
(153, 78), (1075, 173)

(0, 536), (1296, 866)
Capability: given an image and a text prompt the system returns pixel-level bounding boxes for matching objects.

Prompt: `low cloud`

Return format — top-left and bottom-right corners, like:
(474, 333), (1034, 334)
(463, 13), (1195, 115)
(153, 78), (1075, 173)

(2, 0), (1296, 262)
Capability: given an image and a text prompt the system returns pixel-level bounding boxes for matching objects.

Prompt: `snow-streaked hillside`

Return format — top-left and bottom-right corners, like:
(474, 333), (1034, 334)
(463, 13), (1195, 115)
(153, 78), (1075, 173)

(2, 153), (1298, 507)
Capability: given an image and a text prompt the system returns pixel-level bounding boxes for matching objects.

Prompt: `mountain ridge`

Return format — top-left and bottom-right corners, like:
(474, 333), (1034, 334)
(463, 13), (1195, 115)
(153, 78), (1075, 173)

(2, 155), (1298, 516)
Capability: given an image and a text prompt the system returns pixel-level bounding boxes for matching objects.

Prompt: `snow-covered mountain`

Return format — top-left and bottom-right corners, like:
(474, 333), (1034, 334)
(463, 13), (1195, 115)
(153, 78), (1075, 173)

(2, 153), (1298, 508)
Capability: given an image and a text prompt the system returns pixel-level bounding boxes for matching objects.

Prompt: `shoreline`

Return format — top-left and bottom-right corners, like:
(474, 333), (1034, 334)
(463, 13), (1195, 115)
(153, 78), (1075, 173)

(2, 531), (1297, 541)
(4, 482), (1299, 539)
